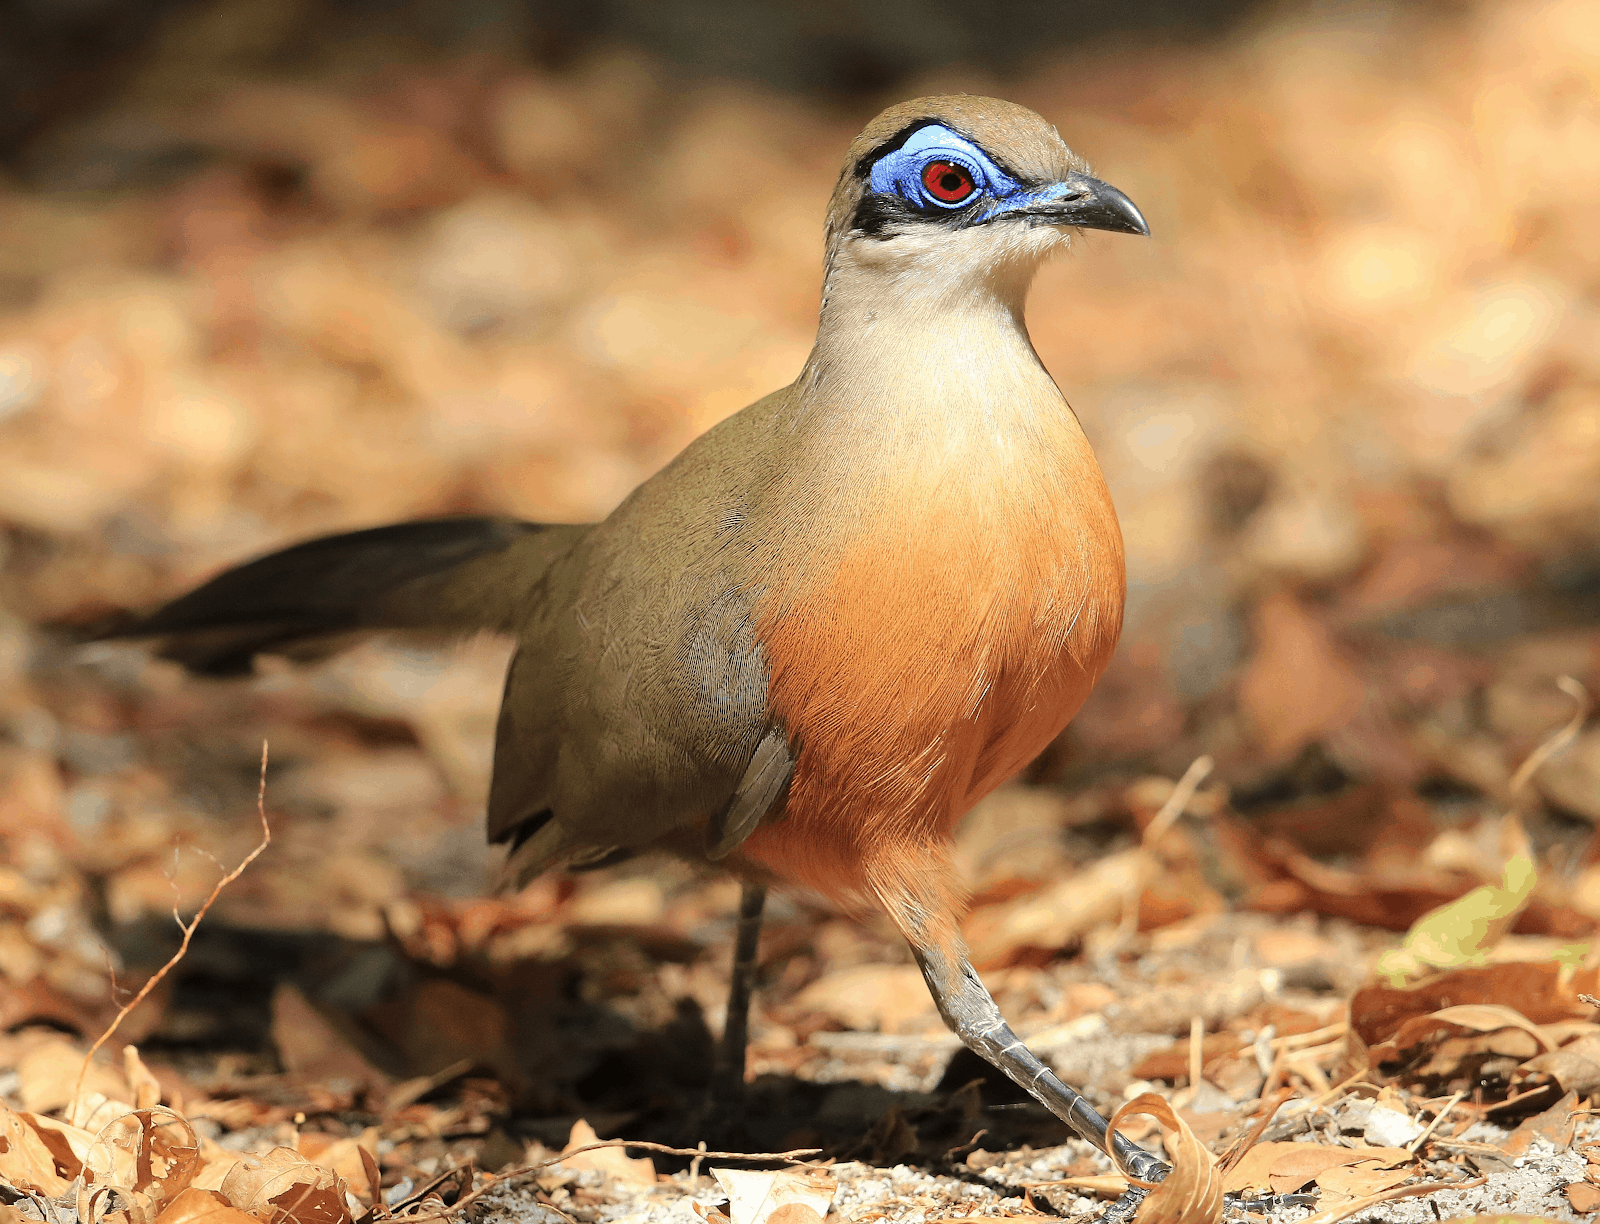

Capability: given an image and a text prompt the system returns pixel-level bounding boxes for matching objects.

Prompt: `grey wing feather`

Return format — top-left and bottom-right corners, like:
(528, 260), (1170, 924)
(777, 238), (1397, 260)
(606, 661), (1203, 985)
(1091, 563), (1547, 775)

(705, 725), (795, 859)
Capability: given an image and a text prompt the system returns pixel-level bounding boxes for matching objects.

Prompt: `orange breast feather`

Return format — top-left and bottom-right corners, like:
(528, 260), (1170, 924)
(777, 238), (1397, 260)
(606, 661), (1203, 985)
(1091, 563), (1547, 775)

(740, 450), (1124, 949)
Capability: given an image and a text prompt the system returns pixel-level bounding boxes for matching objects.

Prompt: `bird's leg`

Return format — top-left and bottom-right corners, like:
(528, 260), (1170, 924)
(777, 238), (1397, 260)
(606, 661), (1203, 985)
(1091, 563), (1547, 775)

(914, 941), (1168, 1220)
(916, 945), (1317, 1221)
(707, 882), (767, 1113)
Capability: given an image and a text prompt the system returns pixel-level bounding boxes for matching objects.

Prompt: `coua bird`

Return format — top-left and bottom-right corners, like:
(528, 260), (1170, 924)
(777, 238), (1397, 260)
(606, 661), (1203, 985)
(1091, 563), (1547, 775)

(104, 97), (1174, 1215)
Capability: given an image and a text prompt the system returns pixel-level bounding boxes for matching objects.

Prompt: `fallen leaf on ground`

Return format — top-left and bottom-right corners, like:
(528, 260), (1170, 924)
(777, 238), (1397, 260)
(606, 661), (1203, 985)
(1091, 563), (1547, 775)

(1566, 1182), (1600, 1213)
(85, 1107), (201, 1210)
(1109, 1092), (1220, 1223)
(1298, 1177), (1485, 1224)
(296, 1132), (380, 1203)
(21, 1108), (97, 1176)
(1312, 1163), (1414, 1202)
(1223, 1143), (1412, 1196)
(18, 1038), (128, 1114)
(271, 984), (390, 1089)
(0, 1100), (69, 1194)
(1516, 1034), (1600, 1097)
(155, 1188), (263, 1224)
(218, 1146), (351, 1224)
(1349, 963), (1598, 1058)
(555, 1119), (656, 1186)
(713, 1167), (836, 1224)
(1373, 815), (1535, 985)
(1504, 1090), (1578, 1155)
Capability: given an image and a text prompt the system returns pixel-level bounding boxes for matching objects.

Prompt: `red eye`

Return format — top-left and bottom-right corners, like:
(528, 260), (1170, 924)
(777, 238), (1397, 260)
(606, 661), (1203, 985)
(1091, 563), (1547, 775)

(922, 160), (976, 203)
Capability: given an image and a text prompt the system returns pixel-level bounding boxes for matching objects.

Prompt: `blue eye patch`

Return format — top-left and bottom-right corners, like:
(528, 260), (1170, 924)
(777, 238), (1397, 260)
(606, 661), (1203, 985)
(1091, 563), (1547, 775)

(860, 123), (1078, 232)
(868, 124), (1022, 209)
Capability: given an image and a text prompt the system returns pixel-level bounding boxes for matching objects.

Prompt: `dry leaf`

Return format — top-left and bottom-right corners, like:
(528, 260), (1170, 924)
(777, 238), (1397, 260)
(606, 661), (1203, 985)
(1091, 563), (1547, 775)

(218, 1147), (351, 1224)
(84, 1108), (201, 1211)
(555, 1120), (656, 1186)
(713, 1167), (836, 1224)
(69, 1091), (141, 1132)
(1047, 1174), (1129, 1200)
(1349, 963), (1596, 1056)
(1109, 1092), (1220, 1224)
(297, 1132), (380, 1203)
(1223, 1143), (1412, 1196)
(1517, 1034), (1600, 1097)
(1297, 1177), (1483, 1224)
(155, 1188), (263, 1224)
(18, 1039), (128, 1115)
(193, 1148), (250, 1193)
(124, 1047), (164, 1111)
(21, 1109), (97, 1179)
(271, 985), (390, 1089)
(1312, 1163), (1413, 1202)
(1565, 1182), (1600, 1213)
(0, 1100), (70, 1195)
(1373, 814), (1535, 985)
(1504, 1090), (1578, 1155)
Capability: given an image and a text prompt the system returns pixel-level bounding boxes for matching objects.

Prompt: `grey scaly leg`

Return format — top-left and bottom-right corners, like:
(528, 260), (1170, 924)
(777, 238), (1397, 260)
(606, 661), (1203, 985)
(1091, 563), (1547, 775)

(915, 943), (1167, 1221)
(708, 882), (767, 1111)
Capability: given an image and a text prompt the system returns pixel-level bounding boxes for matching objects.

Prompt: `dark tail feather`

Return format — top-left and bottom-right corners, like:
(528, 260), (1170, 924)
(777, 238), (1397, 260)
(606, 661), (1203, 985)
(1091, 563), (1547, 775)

(98, 516), (586, 676)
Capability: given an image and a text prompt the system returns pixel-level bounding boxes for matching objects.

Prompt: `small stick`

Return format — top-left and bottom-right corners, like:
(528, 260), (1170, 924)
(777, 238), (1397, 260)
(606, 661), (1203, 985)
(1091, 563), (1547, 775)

(76, 741), (273, 1102)
(1268, 1021), (1348, 1051)
(1217, 1086), (1296, 1176)
(1114, 755), (1214, 947)
(1144, 756), (1215, 844)
(1298, 1176), (1485, 1224)
(1309, 1071), (1373, 1109)
(1507, 676), (1588, 798)
(418, 1140), (825, 1222)
(1188, 1015), (1204, 1092)
(1407, 1092), (1463, 1155)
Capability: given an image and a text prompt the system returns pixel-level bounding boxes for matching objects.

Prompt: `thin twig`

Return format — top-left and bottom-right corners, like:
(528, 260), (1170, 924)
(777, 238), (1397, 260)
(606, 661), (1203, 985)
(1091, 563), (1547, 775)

(1507, 676), (1588, 798)
(75, 741), (274, 1102)
(1115, 756), (1215, 947)
(416, 1140), (824, 1223)
(1407, 1091), (1463, 1155)
(1298, 1176), (1485, 1224)
(1144, 756), (1215, 844)
(1189, 1015), (1204, 1091)
(1217, 1086), (1296, 1176)
(1309, 1071), (1373, 1109)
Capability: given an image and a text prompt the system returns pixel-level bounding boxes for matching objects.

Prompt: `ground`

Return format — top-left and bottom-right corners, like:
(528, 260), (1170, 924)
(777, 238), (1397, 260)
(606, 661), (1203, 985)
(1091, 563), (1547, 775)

(3, 0), (1600, 1221)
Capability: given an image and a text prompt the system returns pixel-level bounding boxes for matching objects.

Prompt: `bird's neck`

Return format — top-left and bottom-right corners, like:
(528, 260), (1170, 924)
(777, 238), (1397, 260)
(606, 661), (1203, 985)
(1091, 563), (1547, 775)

(797, 250), (1068, 462)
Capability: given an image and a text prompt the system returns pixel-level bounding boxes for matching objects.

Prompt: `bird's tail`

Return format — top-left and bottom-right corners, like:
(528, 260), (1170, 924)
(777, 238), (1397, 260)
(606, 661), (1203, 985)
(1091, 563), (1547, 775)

(95, 516), (588, 676)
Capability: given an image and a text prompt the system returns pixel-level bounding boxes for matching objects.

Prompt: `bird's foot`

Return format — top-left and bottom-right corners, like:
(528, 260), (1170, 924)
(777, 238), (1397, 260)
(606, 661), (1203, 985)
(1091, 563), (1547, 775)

(1223, 1191), (1318, 1217)
(1093, 1184), (1149, 1223)
(1088, 1182), (1315, 1221)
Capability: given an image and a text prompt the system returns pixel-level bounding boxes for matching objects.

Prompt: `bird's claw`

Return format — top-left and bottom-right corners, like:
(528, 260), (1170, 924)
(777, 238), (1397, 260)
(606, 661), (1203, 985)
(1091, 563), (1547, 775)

(1093, 1185), (1150, 1224)
(1223, 1190), (1318, 1216)
(1088, 1185), (1315, 1221)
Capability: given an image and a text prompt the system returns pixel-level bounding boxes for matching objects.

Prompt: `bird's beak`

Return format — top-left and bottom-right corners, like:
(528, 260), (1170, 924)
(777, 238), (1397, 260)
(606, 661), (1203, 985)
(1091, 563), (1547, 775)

(1019, 170), (1150, 236)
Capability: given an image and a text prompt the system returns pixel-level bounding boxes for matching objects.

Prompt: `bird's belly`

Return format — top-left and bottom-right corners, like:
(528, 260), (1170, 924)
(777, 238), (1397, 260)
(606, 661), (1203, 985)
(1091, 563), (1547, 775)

(740, 509), (1123, 905)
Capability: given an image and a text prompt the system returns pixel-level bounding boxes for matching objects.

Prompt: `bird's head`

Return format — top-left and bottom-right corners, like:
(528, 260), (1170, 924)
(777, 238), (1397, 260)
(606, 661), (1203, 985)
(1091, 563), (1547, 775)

(823, 95), (1147, 302)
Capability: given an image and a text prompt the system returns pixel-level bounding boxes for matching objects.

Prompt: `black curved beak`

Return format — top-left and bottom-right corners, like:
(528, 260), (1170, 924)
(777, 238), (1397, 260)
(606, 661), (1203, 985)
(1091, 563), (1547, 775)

(1027, 170), (1150, 236)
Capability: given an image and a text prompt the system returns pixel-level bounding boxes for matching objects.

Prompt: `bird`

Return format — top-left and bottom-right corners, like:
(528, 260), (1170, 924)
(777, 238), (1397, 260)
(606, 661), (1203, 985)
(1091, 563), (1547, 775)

(102, 96), (1175, 1217)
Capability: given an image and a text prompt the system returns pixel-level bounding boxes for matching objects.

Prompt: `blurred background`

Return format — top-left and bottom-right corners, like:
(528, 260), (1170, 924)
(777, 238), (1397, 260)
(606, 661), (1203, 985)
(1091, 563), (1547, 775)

(2, 0), (1600, 1171)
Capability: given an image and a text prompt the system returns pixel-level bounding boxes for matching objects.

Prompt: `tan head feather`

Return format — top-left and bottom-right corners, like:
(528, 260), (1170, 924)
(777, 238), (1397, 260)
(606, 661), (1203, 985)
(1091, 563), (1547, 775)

(824, 95), (1092, 251)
